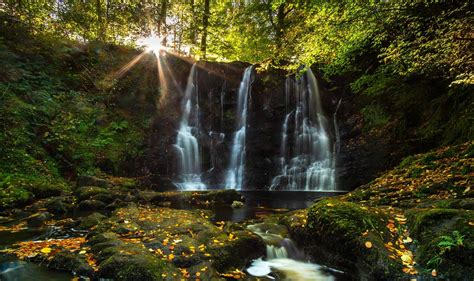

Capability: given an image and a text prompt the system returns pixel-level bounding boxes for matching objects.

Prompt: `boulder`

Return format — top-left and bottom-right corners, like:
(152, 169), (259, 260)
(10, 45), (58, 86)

(78, 199), (107, 211)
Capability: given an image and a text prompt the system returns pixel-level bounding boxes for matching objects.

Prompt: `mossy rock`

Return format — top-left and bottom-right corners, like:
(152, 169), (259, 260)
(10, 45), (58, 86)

(76, 186), (108, 200)
(75, 186), (108, 201)
(26, 212), (52, 228)
(44, 196), (74, 214)
(246, 223), (288, 245)
(76, 176), (112, 188)
(78, 199), (107, 211)
(29, 184), (64, 199)
(48, 251), (95, 277)
(0, 186), (32, 210)
(406, 208), (474, 279)
(78, 212), (107, 229)
(188, 262), (223, 280)
(99, 248), (177, 281)
(285, 198), (403, 279)
(208, 230), (265, 272)
(87, 232), (120, 246)
(90, 193), (115, 204)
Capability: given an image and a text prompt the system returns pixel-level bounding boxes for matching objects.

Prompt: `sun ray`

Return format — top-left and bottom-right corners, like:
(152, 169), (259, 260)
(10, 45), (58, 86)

(105, 50), (148, 83)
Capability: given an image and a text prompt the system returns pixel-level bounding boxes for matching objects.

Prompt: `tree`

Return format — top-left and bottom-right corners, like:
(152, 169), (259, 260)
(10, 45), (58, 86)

(200, 0), (210, 58)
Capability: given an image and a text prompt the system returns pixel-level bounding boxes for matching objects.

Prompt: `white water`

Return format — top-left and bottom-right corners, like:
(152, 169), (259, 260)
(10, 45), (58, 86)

(173, 64), (206, 190)
(271, 69), (336, 191)
(246, 223), (334, 281)
(247, 258), (334, 281)
(224, 66), (254, 190)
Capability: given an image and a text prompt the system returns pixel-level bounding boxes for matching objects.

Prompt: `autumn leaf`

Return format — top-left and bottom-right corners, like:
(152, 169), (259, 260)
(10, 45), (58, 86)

(40, 247), (52, 254)
(403, 237), (413, 243)
(365, 241), (373, 248)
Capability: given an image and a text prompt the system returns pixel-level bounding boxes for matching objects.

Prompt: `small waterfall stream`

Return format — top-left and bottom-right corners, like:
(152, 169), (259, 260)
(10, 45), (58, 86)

(173, 64), (206, 190)
(224, 66), (254, 190)
(271, 69), (336, 191)
(247, 223), (335, 280)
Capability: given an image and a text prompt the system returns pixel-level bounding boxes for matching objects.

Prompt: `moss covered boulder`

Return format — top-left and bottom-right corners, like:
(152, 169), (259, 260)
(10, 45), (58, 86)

(406, 208), (474, 279)
(282, 198), (407, 279)
(283, 142), (473, 280)
(87, 205), (264, 279)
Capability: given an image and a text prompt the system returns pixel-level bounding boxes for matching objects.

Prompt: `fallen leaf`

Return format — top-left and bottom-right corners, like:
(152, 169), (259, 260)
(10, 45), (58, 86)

(365, 241), (373, 248)
(40, 247), (52, 254)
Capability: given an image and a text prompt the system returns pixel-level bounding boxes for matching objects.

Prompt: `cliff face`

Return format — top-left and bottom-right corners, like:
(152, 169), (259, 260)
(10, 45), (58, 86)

(141, 61), (300, 190)
(139, 58), (435, 191)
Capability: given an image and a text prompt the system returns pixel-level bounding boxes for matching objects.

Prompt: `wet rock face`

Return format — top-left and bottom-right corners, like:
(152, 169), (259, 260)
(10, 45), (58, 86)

(140, 60), (399, 191)
(142, 61), (291, 189)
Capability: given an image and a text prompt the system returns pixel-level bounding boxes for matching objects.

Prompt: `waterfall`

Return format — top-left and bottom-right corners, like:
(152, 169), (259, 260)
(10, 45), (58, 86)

(224, 66), (254, 190)
(332, 98), (342, 187)
(271, 69), (336, 191)
(246, 223), (335, 280)
(173, 64), (206, 190)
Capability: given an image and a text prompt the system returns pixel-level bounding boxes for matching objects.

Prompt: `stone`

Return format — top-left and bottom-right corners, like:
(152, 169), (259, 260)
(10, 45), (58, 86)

(231, 200), (244, 208)
(26, 212), (52, 228)
(78, 199), (106, 211)
(76, 175), (112, 188)
(78, 212), (107, 229)
(76, 186), (108, 201)
(48, 251), (94, 277)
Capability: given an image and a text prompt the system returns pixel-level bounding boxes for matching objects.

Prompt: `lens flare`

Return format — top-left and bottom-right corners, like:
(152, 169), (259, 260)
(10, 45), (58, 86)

(138, 34), (163, 54)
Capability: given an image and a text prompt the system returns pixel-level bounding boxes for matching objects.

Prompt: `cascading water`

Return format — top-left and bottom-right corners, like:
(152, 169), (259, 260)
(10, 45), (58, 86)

(246, 223), (335, 281)
(271, 69), (336, 191)
(173, 64), (206, 190)
(224, 66), (254, 190)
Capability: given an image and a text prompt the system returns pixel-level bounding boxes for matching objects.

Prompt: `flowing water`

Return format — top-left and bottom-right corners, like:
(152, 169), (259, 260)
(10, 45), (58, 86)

(173, 63), (206, 190)
(0, 227), (72, 281)
(271, 69), (336, 191)
(224, 66), (254, 190)
(246, 222), (342, 281)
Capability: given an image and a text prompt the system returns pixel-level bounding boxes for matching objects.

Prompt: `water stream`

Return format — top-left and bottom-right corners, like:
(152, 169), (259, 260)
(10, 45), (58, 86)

(271, 69), (336, 191)
(246, 222), (341, 281)
(224, 66), (254, 190)
(173, 63), (206, 190)
(0, 227), (72, 281)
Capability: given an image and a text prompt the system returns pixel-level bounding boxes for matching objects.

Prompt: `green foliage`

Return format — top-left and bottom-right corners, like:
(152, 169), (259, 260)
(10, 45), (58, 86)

(361, 104), (390, 129)
(438, 231), (464, 251)
(427, 231), (465, 271)
(0, 20), (152, 208)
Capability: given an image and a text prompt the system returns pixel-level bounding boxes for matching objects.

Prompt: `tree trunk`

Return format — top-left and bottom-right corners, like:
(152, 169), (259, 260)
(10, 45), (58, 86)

(158, 0), (167, 45)
(96, 0), (105, 41)
(201, 0), (210, 59)
(189, 0), (197, 44)
(275, 3), (285, 50)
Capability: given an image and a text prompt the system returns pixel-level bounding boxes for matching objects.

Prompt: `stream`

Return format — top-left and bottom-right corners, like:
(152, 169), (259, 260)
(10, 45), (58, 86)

(0, 228), (73, 280)
(0, 191), (349, 280)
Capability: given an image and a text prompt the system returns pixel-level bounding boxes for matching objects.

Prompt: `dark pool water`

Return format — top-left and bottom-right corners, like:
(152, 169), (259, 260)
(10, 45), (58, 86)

(212, 190), (346, 222)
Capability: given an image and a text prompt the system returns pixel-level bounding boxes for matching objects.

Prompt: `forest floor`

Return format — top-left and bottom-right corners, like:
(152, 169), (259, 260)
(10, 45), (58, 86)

(0, 142), (472, 280)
